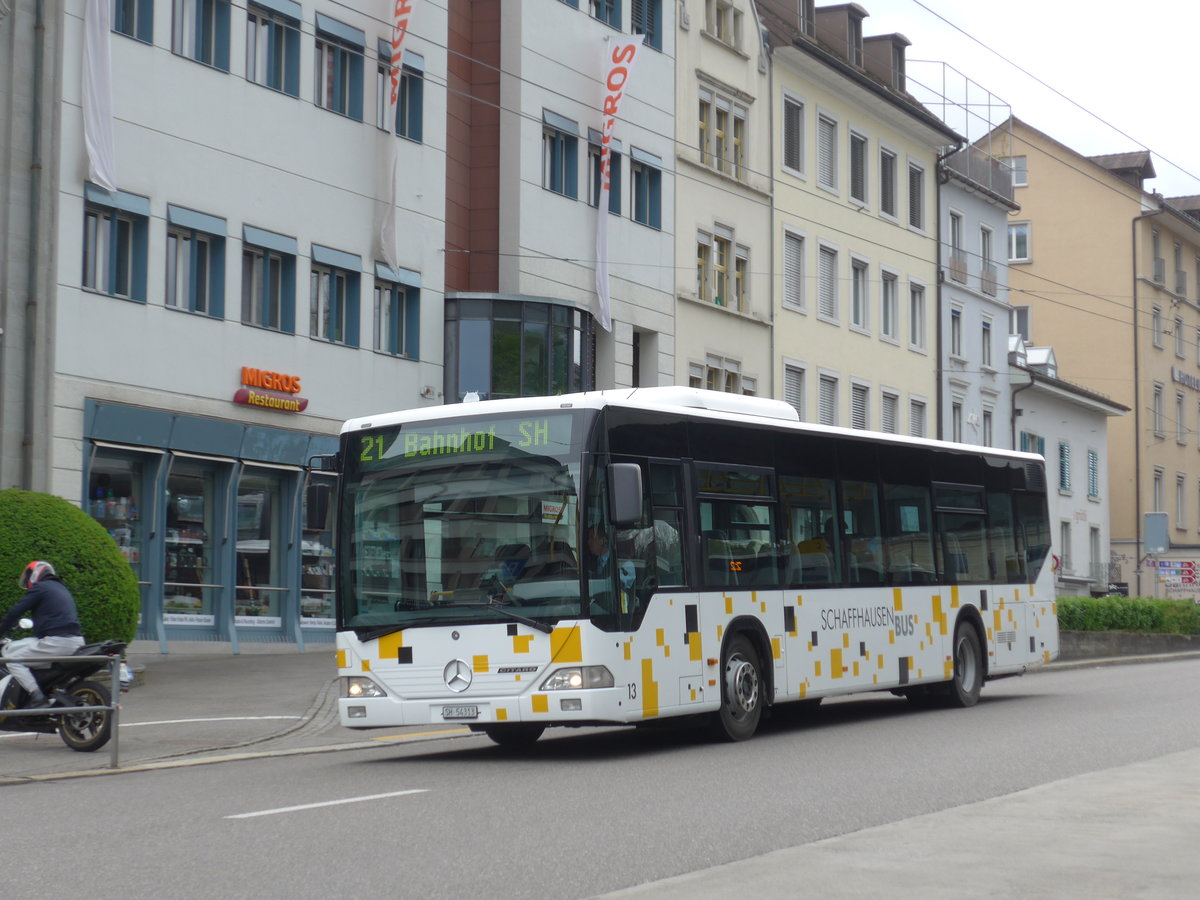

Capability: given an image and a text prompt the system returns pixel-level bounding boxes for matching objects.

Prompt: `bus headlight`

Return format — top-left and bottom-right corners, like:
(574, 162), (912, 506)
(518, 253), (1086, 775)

(540, 666), (614, 691)
(340, 676), (387, 699)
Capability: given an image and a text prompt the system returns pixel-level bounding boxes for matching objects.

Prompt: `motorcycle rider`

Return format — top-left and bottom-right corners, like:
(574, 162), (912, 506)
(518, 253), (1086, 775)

(0, 561), (85, 709)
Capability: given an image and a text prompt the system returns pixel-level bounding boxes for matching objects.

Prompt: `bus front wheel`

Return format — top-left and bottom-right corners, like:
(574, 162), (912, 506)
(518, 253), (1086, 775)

(478, 724), (545, 747)
(711, 634), (763, 741)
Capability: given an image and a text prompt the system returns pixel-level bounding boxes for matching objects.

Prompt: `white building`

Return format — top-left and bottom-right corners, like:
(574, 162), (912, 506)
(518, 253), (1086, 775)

(2, 0), (449, 647)
(1010, 342), (1129, 596)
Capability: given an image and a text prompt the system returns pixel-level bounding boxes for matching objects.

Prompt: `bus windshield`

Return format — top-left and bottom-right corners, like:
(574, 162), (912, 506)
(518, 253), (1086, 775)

(339, 410), (590, 633)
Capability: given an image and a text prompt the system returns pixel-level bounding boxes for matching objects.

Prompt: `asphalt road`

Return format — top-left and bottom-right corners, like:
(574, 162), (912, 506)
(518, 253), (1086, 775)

(3, 659), (1199, 899)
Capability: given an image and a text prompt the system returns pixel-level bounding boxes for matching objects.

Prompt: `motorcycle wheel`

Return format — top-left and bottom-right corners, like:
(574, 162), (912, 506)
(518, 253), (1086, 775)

(58, 681), (114, 752)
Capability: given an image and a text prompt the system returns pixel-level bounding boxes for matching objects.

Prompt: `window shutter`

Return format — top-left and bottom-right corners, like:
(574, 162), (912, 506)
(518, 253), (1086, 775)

(783, 100), (801, 170)
(784, 366), (804, 415)
(783, 232), (803, 309)
(819, 376), (837, 426)
(818, 247), (837, 318)
(851, 385), (868, 430)
(818, 116), (836, 187)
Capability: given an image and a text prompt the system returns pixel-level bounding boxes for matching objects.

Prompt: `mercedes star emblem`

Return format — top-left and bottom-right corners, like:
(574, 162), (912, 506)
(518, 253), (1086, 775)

(443, 658), (473, 692)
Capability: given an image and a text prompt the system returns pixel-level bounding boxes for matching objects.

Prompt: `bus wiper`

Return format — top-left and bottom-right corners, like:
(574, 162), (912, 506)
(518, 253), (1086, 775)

(355, 625), (405, 642)
(459, 599), (554, 634)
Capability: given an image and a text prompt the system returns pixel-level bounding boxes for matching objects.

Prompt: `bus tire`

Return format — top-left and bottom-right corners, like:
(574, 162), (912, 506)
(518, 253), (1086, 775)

(710, 634), (763, 741)
(480, 724), (545, 747)
(941, 621), (983, 708)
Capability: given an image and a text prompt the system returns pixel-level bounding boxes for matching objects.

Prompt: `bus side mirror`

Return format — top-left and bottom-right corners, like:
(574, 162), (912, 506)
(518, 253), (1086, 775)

(309, 453), (340, 473)
(609, 463), (643, 528)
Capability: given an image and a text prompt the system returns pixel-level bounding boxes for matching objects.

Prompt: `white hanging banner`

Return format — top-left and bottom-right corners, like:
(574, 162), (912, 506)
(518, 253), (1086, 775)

(82, 0), (117, 191)
(379, 0), (417, 268)
(593, 34), (643, 333)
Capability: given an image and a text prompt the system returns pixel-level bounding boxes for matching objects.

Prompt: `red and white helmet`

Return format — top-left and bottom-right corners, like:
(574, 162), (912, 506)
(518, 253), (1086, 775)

(18, 560), (56, 590)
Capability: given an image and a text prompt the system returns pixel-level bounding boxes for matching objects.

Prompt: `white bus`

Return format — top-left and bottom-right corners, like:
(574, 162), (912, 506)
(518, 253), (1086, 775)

(333, 387), (1056, 744)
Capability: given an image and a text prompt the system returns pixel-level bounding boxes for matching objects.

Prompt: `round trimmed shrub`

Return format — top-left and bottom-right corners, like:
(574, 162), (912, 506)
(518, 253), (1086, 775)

(0, 489), (139, 642)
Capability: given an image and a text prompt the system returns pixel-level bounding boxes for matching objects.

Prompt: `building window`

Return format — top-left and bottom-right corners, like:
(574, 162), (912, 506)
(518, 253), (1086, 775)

(851, 259), (869, 330)
(980, 226), (996, 295)
(310, 248), (361, 346)
(851, 383), (869, 430)
(315, 16), (365, 120)
(1008, 223), (1030, 262)
(907, 163), (924, 229)
(1178, 392), (1187, 444)
(1178, 475), (1188, 529)
(374, 274), (419, 359)
(246, 3), (300, 95)
(817, 114), (838, 191)
(734, 246), (749, 313)
(590, 0), (621, 28)
(909, 283), (926, 350)
(172, 0), (231, 70)
(817, 245), (838, 321)
(1153, 468), (1164, 511)
(880, 271), (898, 341)
(705, 0), (741, 48)
(1152, 383), (1165, 436)
(950, 307), (963, 357)
(543, 112), (580, 199)
(909, 398), (926, 438)
(879, 148), (897, 217)
(81, 186), (150, 302)
(1176, 316), (1186, 358)
(377, 46), (424, 141)
(631, 152), (662, 228)
(447, 300), (592, 402)
(113, 0), (153, 42)
(588, 141), (622, 214)
(695, 354), (743, 394)
(697, 233), (712, 302)
(849, 132), (867, 204)
(784, 364), (805, 418)
(1060, 521), (1072, 573)
(783, 230), (805, 312)
(166, 207), (225, 318)
(981, 318), (993, 367)
(818, 374), (838, 426)
(952, 400), (963, 442)
(948, 211), (965, 282)
(1020, 431), (1045, 456)
(1002, 155), (1028, 187)
(782, 95), (804, 174)
(1087, 448), (1100, 499)
(1151, 305), (1163, 347)
(982, 408), (994, 445)
(699, 89), (747, 179)
(241, 228), (296, 333)
(881, 392), (899, 434)
(631, 0), (662, 50)
(1012, 305), (1030, 341)
(1058, 441), (1071, 492)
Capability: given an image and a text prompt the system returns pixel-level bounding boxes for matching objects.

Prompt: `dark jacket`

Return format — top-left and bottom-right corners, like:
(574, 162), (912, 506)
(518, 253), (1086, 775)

(0, 578), (83, 639)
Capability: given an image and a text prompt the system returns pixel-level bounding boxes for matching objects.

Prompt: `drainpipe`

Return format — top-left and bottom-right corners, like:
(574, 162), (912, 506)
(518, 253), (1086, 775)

(22, 0), (46, 489)
(1009, 366), (1033, 450)
(1131, 204), (1165, 597)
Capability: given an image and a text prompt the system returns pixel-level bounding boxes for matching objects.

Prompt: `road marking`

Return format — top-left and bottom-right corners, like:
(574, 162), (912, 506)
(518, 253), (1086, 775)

(226, 789), (428, 819)
(119, 715), (302, 728)
(369, 727), (470, 741)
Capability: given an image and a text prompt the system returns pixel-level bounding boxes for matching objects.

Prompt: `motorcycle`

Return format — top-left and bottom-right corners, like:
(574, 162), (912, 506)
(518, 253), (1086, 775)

(0, 619), (126, 752)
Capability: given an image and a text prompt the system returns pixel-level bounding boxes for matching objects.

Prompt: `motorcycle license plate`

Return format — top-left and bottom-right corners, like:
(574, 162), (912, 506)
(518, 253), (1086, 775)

(442, 705), (479, 720)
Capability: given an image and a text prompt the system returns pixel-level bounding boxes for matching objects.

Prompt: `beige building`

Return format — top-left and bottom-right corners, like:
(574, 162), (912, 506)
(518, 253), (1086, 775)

(992, 117), (1200, 597)
(757, 1), (960, 433)
(673, 0), (774, 393)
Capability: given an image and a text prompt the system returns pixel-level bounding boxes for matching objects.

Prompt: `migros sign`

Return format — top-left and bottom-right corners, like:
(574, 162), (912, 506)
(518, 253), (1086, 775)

(233, 366), (308, 413)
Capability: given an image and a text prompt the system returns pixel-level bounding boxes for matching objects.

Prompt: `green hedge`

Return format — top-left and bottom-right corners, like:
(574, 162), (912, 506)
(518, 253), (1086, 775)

(0, 489), (139, 643)
(1058, 595), (1200, 635)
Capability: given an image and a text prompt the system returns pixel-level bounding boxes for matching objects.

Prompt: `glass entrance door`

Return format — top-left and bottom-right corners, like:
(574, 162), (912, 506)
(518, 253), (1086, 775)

(163, 466), (219, 626)
(235, 468), (286, 627)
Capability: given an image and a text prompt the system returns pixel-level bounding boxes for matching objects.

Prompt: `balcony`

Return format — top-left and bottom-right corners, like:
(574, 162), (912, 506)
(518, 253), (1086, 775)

(980, 263), (997, 296)
(942, 148), (1015, 204)
(948, 251), (967, 283)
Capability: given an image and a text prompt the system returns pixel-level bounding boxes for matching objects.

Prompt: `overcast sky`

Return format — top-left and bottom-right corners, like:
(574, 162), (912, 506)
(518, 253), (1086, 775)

(854, 0), (1199, 199)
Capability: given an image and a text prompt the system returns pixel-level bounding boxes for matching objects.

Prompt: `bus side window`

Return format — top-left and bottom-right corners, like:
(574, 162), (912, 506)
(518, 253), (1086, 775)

(781, 476), (838, 586)
(841, 480), (882, 585)
(883, 484), (935, 585)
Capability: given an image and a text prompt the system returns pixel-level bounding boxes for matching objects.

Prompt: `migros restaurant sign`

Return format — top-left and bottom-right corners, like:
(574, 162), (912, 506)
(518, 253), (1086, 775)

(233, 366), (309, 413)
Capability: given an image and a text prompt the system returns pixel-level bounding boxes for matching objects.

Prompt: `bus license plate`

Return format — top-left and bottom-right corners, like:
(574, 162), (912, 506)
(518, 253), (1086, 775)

(442, 705), (479, 720)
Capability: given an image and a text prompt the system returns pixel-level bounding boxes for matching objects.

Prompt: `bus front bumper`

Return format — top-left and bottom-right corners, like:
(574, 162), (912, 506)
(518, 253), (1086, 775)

(337, 688), (633, 730)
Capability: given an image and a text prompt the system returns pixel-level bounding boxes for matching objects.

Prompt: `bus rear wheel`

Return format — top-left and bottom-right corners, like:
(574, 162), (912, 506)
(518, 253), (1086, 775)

(941, 621), (983, 708)
(479, 724), (545, 747)
(710, 635), (763, 741)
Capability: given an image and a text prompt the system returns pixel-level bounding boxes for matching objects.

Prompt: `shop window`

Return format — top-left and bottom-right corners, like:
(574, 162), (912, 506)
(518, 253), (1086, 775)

(164, 467), (219, 626)
(235, 468), (286, 626)
(88, 450), (151, 582)
(302, 475), (337, 626)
